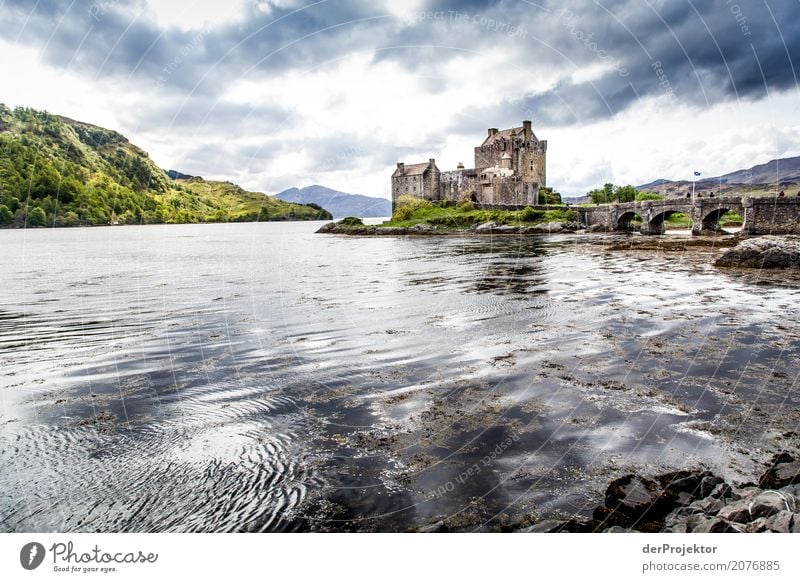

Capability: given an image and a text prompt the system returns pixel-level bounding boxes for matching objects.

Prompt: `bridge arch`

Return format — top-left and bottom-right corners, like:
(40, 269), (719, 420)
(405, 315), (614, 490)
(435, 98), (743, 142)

(700, 207), (734, 233)
(616, 211), (642, 231)
(646, 209), (692, 234)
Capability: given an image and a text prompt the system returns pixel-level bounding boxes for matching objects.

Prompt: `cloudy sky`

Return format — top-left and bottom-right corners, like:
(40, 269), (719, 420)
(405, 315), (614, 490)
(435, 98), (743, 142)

(1, 0), (799, 198)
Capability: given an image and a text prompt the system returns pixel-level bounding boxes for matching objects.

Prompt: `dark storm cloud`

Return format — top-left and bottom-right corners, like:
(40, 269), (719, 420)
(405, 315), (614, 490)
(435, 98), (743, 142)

(2, 0), (798, 128)
(0, 0), (800, 169)
(505, 0), (800, 126)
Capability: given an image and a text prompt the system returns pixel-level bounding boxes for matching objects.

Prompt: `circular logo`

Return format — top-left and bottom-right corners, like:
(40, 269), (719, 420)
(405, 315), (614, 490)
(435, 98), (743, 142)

(20, 542), (46, 570)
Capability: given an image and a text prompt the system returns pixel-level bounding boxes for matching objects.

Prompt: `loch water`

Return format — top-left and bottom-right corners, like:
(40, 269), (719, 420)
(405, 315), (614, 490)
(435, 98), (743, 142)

(2, 222), (799, 532)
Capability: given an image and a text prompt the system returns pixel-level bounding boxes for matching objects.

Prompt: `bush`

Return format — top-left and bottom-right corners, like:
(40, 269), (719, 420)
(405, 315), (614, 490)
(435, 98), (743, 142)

(391, 196), (433, 222)
(635, 192), (664, 201)
(456, 199), (474, 212)
(27, 206), (47, 227)
(340, 216), (364, 226)
(0, 204), (12, 225)
(520, 206), (544, 222)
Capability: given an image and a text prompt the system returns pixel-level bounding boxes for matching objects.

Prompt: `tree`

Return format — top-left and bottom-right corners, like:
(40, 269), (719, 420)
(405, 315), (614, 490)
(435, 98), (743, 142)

(0, 204), (12, 225)
(27, 206), (47, 227)
(588, 183), (647, 204)
(615, 185), (638, 202)
(538, 186), (562, 205)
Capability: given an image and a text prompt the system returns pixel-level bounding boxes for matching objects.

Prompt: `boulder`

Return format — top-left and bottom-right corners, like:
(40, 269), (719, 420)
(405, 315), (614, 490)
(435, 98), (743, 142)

(716, 499), (753, 523)
(494, 225), (520, 234)
(744, 518), (769, 533)
(759, 452), (800, 489)
(315, 221), (338, 233)
(715, 236), (800, 268)
(688, 515), (743, 533)
(689, 496), (726, 516)
(748, 491), (795, 519)
(409, 223), (435, 233)
(657, 470), (721, 501)
(604, 474), (674, 522)
(475, 221), (497, 232)
(764, 510), (794, 533)
(793, 513), (800, 533)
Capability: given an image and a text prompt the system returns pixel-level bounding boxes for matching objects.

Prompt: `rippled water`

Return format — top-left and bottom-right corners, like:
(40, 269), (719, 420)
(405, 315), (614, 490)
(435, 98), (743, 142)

(1, 223), (799, 532)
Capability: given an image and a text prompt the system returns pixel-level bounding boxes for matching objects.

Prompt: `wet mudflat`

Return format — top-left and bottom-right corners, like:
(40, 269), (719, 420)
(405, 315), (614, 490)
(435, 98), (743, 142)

(1, 223), (799, 532)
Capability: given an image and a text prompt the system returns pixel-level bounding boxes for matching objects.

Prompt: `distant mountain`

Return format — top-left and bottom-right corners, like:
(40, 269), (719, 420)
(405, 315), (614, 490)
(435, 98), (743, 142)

(714, 155), (800, 185)
(274, 185), (391, 218)
(636, 155), (800, 198)
(636, 178), (672, 190)
(0, 104), (330, 226)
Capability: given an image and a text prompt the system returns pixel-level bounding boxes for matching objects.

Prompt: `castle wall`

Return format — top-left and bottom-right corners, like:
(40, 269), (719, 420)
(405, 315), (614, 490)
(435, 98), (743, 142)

(440, 169), (479, 202)
(391, 174), (424, 205)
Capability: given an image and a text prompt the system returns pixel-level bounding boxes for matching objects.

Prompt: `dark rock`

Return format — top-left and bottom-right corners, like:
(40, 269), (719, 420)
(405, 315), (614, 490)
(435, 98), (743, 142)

(604, 475), (675, 523)
(709, 482), (733, 500)
(792, 513), (800, 533)
(744, 518), (769, 533)
(716, 499), (754, 523)
(749, 491), (796, 518)
(657, 470), (720, 501)
(686, 515), (742, 533)
(730, 486), (760, 501)
(316, 221), (338, 233)
(764, 511), (794, 533)
(491, 225), (519, 234)
(759, 452), (800, 489)
(689, 496), (726, 516)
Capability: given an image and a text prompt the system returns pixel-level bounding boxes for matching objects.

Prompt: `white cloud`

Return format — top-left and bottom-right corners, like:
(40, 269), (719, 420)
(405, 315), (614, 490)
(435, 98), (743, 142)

(145, 0), (250, 30)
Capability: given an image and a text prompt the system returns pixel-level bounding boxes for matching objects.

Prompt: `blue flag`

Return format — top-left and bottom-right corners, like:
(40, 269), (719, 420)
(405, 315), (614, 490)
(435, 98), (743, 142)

(693, 171), (701, 176)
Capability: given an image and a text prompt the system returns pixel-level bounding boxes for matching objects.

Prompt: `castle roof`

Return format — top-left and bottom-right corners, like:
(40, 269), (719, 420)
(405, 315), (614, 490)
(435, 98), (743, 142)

(392, 161), (434, 178)
(481, 126), (524, 146)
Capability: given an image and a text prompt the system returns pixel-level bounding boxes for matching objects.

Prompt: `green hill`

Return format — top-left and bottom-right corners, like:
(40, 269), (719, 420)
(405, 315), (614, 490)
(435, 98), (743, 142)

(0, 104), (331, 227)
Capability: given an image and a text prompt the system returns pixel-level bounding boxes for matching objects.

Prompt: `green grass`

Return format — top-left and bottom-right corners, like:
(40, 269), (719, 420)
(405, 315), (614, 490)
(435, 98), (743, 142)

(382, 198), (576, 229)
(664, 212), (692, 228)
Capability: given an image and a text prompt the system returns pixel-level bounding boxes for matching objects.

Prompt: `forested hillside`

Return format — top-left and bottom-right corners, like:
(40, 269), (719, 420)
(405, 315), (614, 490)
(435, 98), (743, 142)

(0, 105), (330, 226)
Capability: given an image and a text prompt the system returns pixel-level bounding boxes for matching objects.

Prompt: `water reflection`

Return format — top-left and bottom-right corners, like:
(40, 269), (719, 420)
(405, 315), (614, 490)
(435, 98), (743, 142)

(0, 224), (799, 532)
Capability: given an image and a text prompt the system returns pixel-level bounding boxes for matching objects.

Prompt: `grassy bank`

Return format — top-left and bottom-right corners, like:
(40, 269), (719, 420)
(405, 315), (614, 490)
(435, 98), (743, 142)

(381, 197), (577, 229)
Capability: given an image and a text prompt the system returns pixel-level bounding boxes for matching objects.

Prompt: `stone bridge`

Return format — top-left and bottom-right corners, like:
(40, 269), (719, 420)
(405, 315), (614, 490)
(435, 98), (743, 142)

(576, 196), (800, 235)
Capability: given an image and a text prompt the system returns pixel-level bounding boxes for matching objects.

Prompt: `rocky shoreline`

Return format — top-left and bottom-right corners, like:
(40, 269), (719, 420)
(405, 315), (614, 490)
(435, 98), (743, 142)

(316, 219), (584, 236)
(520, 452), (800, 533)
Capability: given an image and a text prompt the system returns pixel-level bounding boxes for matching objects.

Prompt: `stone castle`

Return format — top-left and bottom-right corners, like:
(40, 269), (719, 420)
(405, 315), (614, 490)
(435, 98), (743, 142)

(391, 120), (547, 209)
